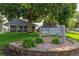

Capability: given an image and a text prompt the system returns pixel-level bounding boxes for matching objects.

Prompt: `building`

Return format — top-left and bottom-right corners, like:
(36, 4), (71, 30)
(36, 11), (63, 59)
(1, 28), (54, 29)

(2, 19), (36, 32)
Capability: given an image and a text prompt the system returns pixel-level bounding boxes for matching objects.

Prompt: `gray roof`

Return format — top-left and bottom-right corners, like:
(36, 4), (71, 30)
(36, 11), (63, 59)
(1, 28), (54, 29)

(4, 19), (36, 26)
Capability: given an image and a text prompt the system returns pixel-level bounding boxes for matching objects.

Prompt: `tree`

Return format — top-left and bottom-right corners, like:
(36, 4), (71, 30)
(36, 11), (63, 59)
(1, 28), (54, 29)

(66, 18), (76, 31)
(0, 4), (25, 19)
(0, 3), (50, 32)
(53, 4), (77, 42)
(0, 16), (4, 25)
(22, 4), (45, 32)
(0, 14), (5, 31)
(0, 3), (77, 33)
(43, 4), (77, 42)
(74, 12), (79, 28)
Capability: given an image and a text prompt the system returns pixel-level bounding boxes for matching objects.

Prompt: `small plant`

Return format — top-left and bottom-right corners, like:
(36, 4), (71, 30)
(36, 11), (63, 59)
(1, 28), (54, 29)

(35, 37), (43, 44)
(22, 39), (36, 48)
(51, 37), (61, 44)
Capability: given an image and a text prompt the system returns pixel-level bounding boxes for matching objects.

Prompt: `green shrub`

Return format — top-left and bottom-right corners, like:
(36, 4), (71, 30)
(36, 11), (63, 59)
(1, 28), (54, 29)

(22, 39), (36, 48)
(51, 37), (61, 44)
(35, 38), (43, 44)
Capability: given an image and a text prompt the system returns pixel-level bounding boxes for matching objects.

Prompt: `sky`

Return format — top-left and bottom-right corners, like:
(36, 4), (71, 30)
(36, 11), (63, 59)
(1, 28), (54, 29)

(76, 3), (79, 11)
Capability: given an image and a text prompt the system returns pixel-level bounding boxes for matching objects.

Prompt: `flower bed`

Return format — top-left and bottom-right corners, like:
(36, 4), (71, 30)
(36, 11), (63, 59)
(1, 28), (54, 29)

(5, 40), (79, 56)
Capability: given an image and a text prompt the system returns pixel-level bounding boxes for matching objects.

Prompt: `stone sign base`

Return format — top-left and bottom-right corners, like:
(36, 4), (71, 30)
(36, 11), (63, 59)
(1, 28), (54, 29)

(5, 40), (79, 56)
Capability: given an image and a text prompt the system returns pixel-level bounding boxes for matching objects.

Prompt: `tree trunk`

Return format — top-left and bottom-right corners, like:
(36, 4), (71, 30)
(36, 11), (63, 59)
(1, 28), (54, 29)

(0, 24), (2, 32)
(27, 10), (33, 32)
(27, 20), (33, 32)
(0, 25), (1, 31)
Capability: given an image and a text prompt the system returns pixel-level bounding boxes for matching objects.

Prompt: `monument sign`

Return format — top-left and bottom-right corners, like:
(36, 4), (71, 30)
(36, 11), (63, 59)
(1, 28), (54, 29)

(40, 26), (62, 36)
(40, 25), (66, 43)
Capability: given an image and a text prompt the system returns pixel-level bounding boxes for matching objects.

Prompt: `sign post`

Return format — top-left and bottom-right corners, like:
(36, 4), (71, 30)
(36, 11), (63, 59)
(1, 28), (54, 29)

(60, 25), (66, 43)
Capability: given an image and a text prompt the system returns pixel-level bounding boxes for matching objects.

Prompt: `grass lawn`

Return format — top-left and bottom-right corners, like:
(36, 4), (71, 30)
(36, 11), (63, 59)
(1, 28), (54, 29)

(0, 32), (39, 55)
(66, 32), (79, 42)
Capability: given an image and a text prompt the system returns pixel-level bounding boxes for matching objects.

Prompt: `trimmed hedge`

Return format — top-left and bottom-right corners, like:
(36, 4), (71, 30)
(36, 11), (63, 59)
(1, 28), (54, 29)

(51, 37), (61, 44)
(35, 38), (43, 44)
(22, 39), (36, 48)
(22, 37), (43, 48)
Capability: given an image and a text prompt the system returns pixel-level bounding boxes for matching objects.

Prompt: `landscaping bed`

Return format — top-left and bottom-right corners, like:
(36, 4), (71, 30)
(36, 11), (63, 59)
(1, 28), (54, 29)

(6, 39), (79, 56)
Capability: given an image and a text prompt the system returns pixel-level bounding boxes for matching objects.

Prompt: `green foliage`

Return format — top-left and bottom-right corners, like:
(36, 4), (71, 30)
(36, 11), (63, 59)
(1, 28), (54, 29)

(0, 15), (5, 31)
(39, 3), (77, 27)
(35, 38), (43, 44)
(56, 4), (77, 25)
(74, 12), (79, 28)
(51, 37), (61, 44)
(0, 15), (4, 25)
(22, 37), (43, 48)
(43, 14), (56, 25)
(75, 12), (79, 21)
(0, 4), (47, 21)
(66, 18), (75, 30)
(0, 3), (77, 30)
(0, 4), (77, 22)
(22, 39), (36, 48)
